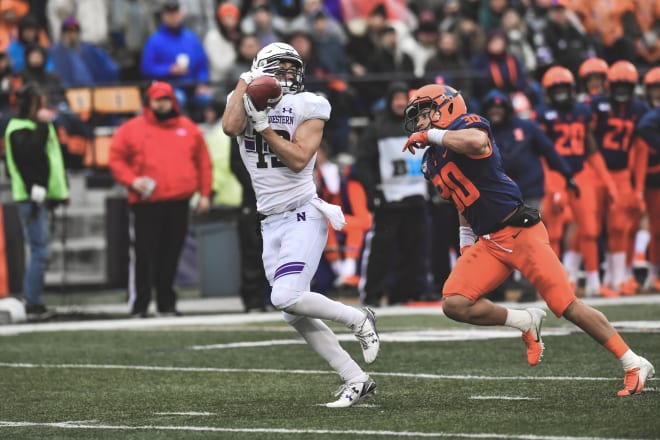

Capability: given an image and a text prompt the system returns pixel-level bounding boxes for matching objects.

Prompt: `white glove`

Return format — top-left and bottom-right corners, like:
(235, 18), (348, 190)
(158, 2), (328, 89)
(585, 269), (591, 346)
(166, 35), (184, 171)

(239, 59), (280, 85)
(243, 93), (270, 132)
(30, 185), (46, 204)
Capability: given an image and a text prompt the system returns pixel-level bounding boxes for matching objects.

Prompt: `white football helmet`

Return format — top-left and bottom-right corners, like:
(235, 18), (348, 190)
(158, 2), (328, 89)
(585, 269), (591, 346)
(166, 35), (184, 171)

(252, 42), (304, 94)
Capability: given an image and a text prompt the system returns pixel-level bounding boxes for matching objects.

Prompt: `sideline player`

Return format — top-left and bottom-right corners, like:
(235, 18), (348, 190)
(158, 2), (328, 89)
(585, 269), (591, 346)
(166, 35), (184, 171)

(401, 83), (654, 396)
(222, 42), (379, 408)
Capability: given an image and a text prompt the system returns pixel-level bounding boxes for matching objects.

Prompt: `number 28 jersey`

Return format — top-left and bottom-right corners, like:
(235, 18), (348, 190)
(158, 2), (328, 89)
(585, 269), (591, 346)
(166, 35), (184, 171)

(422, 113), (523, 236)
(236, 91), (331, 216)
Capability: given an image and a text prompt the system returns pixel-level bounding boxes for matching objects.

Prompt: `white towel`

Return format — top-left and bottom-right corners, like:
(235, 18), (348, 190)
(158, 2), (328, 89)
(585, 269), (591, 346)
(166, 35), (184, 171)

(310, 197), (346, 231)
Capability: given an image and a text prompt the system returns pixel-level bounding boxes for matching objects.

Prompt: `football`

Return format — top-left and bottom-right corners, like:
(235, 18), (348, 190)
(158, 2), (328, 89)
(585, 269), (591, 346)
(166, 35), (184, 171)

(246, 76), (283, 111)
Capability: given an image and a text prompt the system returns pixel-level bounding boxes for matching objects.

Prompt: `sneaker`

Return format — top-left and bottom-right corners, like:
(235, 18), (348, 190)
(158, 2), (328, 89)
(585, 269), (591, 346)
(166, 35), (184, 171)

(521, 308), (546, 366)
(25, 304), (55, 319)
(326, 377), (377, 408)
(354, 307), (380, 364)
(617, 357), (655, 397)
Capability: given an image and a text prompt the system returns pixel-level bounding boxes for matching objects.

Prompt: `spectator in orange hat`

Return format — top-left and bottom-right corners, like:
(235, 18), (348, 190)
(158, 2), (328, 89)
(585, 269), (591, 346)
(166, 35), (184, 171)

(204, 2), (241, 86)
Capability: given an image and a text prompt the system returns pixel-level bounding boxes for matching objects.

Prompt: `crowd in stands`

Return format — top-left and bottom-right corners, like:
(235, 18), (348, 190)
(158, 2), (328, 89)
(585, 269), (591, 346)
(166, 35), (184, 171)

(2, 0), (660, 309)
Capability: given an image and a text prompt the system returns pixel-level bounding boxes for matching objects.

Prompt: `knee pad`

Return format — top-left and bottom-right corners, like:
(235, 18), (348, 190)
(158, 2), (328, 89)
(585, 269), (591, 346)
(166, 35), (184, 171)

(270, 283), (303, 311)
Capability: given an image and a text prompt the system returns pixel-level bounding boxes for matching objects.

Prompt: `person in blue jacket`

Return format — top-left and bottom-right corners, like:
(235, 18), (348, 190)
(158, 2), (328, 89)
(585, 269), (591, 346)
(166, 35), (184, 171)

(140, 0), (210, 118)
(49, 17), (119, 88)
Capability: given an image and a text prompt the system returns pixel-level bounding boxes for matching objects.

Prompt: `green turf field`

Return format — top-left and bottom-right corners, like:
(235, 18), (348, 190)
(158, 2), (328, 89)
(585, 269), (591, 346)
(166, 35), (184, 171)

(0, 301), (658, 440)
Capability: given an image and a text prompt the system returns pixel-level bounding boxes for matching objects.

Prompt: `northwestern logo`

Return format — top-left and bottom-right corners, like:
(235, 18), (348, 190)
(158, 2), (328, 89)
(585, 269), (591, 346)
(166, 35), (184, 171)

(281, 107), (293, 114)
(297, 212), (306, 222)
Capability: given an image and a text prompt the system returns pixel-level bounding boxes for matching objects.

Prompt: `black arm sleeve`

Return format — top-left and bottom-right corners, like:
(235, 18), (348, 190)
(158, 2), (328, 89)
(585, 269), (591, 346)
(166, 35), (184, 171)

(9, 124), (50, 192)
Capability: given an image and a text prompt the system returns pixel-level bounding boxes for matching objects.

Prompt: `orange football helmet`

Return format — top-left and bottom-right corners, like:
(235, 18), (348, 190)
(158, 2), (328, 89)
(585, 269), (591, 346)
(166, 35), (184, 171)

(607, 60), (638, 102)
(578, 58), (608, 95)
(542, 66), (575, 107)
(578, 58), (608, 79)
(643, 67), (660, 87)
(404, 84), (467, 133)
(643, 67), (660, 107)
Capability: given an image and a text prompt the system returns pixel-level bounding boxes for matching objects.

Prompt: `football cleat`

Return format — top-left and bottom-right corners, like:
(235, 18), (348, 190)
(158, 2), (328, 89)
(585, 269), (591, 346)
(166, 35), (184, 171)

(354, 307), (380, 364)
(522, 308), (546, 366)
(619, 277), (639, 296)
(326, 378), (377, 408)
(617, 357), (655, 397)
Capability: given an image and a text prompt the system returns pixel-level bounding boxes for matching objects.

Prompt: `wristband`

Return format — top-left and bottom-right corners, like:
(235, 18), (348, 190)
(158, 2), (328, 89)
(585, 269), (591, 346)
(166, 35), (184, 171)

(428, 129), (448, 146)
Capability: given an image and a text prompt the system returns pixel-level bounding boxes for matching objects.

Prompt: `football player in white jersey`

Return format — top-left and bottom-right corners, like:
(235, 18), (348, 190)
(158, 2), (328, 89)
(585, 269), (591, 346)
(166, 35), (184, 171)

(222, 42), (380, 408)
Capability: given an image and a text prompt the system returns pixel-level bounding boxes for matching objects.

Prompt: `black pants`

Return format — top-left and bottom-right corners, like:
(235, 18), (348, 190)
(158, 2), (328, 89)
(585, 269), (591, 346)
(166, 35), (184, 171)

(237, 208), (270, 311)
(362, 205), (427, 305)
(131, 199), (189, 314)
(428, 202), (459, 293)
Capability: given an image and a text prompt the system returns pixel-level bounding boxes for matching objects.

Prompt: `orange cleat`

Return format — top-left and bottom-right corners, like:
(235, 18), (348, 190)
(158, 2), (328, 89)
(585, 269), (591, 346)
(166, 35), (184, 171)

(619, 277), (639, 296)
(521, 308), (546, 366)
(617, 357), (655, 397)
(599, 285), (620, 298)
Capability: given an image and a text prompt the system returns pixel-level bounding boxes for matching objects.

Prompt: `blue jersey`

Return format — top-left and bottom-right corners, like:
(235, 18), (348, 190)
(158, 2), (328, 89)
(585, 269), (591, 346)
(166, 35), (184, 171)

(590, 96), (649, 171)
(493, 116), (572, 199)
(422, 113), (523, 236)
(535, 102), (592, 174)
(636, 107), (660, 188)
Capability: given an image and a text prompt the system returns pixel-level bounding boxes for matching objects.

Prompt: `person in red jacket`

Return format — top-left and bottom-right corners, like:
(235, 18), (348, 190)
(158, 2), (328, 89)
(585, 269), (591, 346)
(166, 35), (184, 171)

(109, 81), (212, 317)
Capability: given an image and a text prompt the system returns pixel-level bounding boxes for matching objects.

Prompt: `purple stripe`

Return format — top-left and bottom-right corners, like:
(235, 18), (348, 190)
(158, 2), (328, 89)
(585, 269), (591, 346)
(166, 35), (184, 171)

(274, 262), (305, 280)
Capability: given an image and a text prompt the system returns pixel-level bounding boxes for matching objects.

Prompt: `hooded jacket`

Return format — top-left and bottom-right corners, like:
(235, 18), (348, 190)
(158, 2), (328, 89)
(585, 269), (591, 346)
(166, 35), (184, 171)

(109, 81), (212, 204)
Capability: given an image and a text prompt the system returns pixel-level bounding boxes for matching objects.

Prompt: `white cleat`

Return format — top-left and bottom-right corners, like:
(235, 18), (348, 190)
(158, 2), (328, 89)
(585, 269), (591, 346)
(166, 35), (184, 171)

(617, 356), (655, 397)
(354, 307), (380, 364)
(326, 378), (377, 408)
(522, 308), (546, 366)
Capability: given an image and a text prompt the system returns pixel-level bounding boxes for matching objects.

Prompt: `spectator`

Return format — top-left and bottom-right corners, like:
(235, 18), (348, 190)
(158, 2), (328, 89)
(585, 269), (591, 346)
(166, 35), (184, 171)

(364, 25), (415, 111)
(355, 81), (428, 307)
(240, 4), (279, 48)
(345, 3), (387, 79)
(204, 2), (241, 87)
(4, 83), (68, 318)
(18, 44), (66, 108)
(141, 0), (210, 118)
(468, 30), (532, 110)
(49, 16), (119, 88)
(109, 81), (212, 318)
(478, 0), (508, 35)
(108, 0), (157, 82)
(541, 1), (595, 77)
(424, 31), (468, 90)
(47, 0), (109, 45)
(223, 33), (261, 85)
(407, 10), (439, 77)
(0, 0), (29, 51)
(199, 95), (242, 208)
(309, 9), (348, 75)
(7, 14), (51, 74)
(179, 0), (216, 38)
(501, 8), (537, 77)
(0, 51), (13, 112)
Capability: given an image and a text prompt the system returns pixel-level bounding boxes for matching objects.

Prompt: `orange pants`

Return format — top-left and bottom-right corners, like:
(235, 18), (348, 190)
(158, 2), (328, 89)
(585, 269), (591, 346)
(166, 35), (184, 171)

(605, 170), (638, 253)
(444, 222), (576, 317)
(325, 225), (367, 261)
(645, 187), (660, 267)
(542, 169), (600, 271)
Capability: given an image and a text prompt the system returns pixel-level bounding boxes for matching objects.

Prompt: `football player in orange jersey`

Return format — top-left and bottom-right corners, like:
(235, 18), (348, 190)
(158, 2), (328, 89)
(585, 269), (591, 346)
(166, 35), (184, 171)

(590, 61), (649, 295)
(562, 57), (610, 288)
(638, 67), (660, 291)
(536, 66), (619, 297)
(402, 82), (654, 397)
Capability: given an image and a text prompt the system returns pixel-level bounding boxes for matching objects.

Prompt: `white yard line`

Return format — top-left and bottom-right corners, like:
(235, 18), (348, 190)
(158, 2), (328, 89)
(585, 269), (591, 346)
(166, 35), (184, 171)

(154, 412), (214, 416)
(0, 420), (648, 439)
(0, 361), (656, 383)
(469, 396), (540, 401)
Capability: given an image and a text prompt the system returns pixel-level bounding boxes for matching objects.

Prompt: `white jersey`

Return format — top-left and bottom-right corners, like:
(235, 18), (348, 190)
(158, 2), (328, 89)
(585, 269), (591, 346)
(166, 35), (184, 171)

(236, 91), (331, 215)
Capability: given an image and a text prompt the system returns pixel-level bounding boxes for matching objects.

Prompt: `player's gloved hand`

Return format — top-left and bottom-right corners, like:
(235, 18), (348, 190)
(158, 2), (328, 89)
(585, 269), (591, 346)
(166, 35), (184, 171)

(239, 59), (280, 85)
(564, 175), (580, 198)
(459, 226), (477, 255)
(402, 131), (429, 155)
(30, 184), (46, 204)
(243, 93), (270, 132)
(606, 183), (620, 206)
(634, 192), (646, 213)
